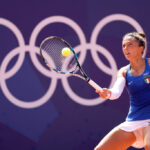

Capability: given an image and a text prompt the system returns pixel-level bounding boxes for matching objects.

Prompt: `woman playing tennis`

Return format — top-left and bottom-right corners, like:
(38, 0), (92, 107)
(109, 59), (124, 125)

(95, 32), (150, 150)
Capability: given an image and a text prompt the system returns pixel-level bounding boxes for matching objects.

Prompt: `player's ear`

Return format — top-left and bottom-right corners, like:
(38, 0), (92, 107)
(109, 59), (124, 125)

(140, 46), (144, 55)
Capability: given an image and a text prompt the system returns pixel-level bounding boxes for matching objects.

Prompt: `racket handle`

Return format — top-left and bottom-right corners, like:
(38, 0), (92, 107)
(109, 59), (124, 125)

(88, 79), (102, 90)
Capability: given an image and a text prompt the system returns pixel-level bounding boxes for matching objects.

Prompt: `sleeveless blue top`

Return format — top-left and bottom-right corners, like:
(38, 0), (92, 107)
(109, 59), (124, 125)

(126, 58), (150, 121)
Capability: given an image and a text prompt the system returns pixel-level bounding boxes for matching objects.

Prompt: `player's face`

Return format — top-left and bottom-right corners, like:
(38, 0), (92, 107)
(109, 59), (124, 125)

(122, 38), (143, 61)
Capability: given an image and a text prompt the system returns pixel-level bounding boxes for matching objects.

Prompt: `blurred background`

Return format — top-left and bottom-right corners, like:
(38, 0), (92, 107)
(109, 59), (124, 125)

(0, 0), (149, 149)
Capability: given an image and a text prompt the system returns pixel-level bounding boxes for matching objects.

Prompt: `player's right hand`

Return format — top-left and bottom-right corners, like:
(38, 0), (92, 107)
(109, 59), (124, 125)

(96, 88), (111, 99)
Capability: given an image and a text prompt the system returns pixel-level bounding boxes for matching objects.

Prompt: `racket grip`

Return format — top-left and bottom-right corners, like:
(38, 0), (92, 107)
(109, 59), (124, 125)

(88, 79), (102, 90)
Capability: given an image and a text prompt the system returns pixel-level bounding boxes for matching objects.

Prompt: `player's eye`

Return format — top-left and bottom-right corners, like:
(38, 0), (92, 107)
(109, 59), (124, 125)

(122, 44), (127, 49)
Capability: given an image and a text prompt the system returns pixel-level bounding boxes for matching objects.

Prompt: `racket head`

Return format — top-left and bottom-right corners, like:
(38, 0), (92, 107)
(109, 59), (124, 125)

(40, 36), (79, 75)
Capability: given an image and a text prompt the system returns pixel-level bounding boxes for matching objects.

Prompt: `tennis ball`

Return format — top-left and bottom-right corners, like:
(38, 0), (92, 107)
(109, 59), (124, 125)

(61, 47), (71, 57)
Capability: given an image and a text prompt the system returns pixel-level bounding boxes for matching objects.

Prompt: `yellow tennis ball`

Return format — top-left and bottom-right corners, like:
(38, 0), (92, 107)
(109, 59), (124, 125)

(61, 47), (71, 56)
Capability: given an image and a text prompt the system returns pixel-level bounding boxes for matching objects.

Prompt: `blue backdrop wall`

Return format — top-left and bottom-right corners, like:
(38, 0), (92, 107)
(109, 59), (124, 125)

(0, 0), (149, 150)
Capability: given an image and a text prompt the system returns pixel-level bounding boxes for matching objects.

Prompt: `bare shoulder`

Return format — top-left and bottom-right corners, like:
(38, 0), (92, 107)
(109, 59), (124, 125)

(117, 65), (129, 78)
(147, 58), (150, 65)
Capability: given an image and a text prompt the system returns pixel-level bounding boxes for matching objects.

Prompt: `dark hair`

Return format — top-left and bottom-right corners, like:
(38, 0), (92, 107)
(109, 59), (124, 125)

(123, 32), (146, 48)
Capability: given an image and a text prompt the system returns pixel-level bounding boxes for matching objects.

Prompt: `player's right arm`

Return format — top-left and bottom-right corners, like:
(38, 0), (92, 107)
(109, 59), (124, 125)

(96, 65), (128, 100)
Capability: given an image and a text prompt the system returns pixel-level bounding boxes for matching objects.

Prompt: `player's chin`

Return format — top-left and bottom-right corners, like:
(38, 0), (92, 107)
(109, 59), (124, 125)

(124, 55), (131, 61)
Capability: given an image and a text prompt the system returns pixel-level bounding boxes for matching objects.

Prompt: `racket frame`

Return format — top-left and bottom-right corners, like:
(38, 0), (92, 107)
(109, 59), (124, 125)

(40, 36), (102, 90)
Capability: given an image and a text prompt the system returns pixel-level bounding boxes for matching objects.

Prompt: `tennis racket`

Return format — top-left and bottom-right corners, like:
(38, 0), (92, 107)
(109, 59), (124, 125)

(39, 36), (102, 91)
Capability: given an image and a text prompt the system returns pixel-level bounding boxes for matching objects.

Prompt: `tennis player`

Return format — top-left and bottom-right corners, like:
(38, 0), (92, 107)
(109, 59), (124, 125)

(95, 32), (150, 150)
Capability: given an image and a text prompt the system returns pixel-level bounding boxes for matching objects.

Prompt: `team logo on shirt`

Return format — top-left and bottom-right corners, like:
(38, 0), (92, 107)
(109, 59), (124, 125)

(144, 76), (150, 84)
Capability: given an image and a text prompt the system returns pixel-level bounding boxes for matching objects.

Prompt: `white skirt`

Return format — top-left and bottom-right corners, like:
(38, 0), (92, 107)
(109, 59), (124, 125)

(118, 119), (150, 148)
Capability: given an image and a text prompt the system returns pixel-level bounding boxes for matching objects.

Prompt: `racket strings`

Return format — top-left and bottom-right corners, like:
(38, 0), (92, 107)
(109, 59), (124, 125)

(40, 38), (77, 73)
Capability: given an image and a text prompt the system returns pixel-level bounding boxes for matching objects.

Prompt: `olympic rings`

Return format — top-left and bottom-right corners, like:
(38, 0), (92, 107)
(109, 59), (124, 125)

(0, 14), (145, 108)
